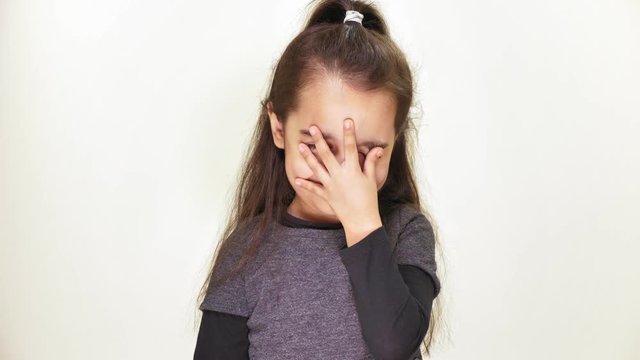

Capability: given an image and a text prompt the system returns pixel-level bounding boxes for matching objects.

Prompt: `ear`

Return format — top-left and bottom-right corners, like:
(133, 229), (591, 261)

(267, 101), (285, 149)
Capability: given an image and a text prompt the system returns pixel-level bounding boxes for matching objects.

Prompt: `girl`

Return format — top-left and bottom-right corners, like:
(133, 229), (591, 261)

(194, 0), (444, 359)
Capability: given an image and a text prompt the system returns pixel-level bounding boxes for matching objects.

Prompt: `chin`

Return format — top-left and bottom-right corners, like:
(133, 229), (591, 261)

(317, 200), (334, 214)
(298, 190), (332, 215)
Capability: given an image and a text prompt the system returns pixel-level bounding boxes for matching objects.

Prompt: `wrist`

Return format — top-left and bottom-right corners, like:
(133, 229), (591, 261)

(343, 217), (383, 247)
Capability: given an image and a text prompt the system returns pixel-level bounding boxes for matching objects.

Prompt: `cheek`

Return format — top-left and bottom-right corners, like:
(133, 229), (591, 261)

(284, 150), (314, 181)
(374, 159), (391, 189)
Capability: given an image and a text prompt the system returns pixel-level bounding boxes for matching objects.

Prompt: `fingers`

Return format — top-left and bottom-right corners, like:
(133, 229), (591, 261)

(294, 177), (327, 199)
(363, 146), (384, 179)
(308, 125), (340, 173)
(298, 143), (331, 185)
(343, 118), (358, 168)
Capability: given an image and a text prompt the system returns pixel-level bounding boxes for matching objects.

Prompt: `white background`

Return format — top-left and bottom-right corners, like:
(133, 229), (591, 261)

(1, 0), (639, 359)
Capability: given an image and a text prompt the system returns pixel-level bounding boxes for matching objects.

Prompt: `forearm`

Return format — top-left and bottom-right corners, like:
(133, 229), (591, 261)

(339, 226), (434, 360)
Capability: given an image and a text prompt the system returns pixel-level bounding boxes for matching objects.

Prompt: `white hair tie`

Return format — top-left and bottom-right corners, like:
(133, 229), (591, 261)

(343, 10), (364, 25)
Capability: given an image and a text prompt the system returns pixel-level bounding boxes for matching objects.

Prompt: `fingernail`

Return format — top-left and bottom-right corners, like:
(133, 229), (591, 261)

(295, 179), (302, 186)
(378, 151), (383, 158)
(345, 119), (352, 129)
(298, 143), (305, 152)
(309, 127), (316, 135)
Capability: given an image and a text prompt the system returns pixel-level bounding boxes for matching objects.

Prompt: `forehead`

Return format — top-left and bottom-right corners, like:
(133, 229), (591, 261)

(287, 74), (396, 143)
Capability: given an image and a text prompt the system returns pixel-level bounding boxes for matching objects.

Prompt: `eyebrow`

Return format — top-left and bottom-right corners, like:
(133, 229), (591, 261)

(299, 129), (389, 149)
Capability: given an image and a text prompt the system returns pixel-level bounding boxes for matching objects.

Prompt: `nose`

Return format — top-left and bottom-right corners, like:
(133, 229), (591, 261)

(313, 146), (345, 167)
(312, 146), (363, 170)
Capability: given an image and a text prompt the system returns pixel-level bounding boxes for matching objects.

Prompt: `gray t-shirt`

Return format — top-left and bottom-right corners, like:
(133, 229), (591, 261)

(199, 204), (440, 359)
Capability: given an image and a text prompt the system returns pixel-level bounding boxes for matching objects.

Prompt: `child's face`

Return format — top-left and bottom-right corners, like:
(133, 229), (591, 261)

(268, 73), (396, 220)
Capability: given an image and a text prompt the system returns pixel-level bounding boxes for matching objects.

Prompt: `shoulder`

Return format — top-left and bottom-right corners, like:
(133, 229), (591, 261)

(382, 204), (433, 246)
(229, 214), (263, 241)
(395, 204), (430, 225)
(215, 214), (264, 262)
(387, 204), (441, 296)
(228, 213), (272, 244)
(398, 205), (433, 237)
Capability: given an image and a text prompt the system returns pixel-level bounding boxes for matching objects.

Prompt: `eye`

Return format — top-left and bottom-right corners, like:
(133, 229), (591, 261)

(305, 143), (368, 159)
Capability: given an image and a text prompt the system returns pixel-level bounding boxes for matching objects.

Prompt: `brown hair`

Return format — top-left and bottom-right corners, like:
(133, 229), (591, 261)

(195, 0), (448, 356)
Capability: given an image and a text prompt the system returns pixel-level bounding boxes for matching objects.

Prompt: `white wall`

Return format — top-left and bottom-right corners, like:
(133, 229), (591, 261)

(1, 0), (638, 359)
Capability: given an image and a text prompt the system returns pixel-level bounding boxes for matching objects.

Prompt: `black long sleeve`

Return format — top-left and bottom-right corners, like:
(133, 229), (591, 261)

(338, 226), (437, 360)
(193, 261), (434, 360)
(193, 310), (250, 360)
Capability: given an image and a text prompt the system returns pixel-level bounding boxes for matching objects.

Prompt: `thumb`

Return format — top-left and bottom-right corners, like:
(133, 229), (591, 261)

(364, 147), (383, 179)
